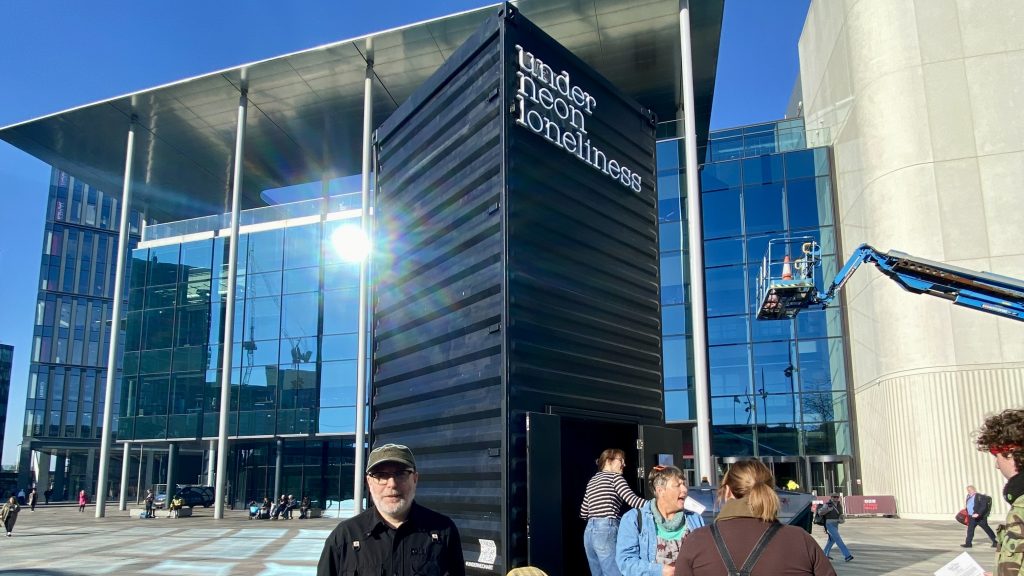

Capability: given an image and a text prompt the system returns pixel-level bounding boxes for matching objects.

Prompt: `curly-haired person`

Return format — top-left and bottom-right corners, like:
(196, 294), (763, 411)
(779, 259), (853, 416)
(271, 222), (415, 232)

(975, 408), (1024, 576)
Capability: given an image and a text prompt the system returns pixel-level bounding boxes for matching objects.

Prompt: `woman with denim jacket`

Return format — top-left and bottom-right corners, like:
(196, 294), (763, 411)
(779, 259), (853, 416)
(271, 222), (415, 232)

(580, 449), (647, 576)
(616, 465), (705, 576)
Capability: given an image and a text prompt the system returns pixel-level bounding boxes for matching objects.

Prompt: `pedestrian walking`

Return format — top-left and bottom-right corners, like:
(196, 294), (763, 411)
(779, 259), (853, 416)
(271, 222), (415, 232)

(1, 496), (20, 537)
(43, 486), (52, 504)
(674, 459), (835, 576)
(816, 493), (853, 562)
(28, 488), (37, 511)
(580, 448), (646, 576)
(317, 443), (465, 575)
(974, 408), (1024, 575)
(961, 485), (997, 548)
(78, 489), (88, 512)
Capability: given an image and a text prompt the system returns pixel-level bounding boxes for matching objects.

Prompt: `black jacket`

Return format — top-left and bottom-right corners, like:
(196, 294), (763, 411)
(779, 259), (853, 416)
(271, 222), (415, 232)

(971, 492), (993, 518)
(819, 501), (843, 521)
(317, 502), (465, 576)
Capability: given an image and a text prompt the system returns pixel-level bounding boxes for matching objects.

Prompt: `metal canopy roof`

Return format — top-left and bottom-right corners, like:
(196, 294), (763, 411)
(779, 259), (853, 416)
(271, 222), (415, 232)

(0, 0), (723, 223)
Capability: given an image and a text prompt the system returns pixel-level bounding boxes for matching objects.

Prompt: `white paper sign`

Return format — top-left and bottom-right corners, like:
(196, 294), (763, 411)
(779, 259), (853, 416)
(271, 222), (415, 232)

(683, 495), (706, 515)
(933, 551), (985, 576)
(478, 538), (497, 565)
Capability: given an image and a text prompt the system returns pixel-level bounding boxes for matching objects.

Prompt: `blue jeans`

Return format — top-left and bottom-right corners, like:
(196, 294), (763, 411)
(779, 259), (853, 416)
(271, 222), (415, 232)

(584, 517), (621, 576)
(823, 519), (851, 559)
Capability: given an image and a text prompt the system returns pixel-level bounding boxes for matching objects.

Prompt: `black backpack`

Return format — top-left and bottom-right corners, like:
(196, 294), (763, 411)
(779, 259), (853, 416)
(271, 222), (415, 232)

(709, 521), (783, 576)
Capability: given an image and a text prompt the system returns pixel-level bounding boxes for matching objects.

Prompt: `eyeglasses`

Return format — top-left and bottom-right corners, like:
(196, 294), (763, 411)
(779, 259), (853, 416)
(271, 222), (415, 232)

(367, 469), (415, 485)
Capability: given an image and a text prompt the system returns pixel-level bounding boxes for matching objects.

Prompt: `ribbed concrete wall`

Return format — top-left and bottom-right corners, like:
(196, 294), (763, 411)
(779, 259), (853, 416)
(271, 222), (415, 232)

(856, 367), (1024, 519)
(798, 0), (1024, 518)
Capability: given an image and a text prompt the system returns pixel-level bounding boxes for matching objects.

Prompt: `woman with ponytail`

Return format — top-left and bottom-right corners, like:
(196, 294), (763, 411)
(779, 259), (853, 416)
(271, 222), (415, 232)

(673, 459), (834, 576)
(580, 449), (647, 576)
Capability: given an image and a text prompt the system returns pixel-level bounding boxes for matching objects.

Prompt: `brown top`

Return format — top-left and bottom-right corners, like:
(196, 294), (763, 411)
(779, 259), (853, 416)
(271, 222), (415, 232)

(674, 499), (836, 576)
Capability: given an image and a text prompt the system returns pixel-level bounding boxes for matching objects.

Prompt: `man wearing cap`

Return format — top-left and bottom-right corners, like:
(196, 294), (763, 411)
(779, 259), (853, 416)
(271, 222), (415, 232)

(318, 443), (465, 576)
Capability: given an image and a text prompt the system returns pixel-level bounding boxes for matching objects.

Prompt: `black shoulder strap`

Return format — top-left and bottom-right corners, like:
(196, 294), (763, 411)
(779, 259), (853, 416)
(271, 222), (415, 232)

(710, 521), (783, 576)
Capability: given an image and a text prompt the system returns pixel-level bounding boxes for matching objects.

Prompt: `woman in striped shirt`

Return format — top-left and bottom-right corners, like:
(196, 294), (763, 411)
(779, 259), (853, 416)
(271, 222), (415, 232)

(580, 448), (646, 576)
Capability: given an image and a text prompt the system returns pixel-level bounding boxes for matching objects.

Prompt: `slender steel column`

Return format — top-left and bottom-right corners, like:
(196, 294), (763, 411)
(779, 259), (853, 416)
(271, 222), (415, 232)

(165, 443), (177, 497)
(95, 117), (136, 517)
(274, 438), (283, 501)
(135, 444), (143, 504)
(207, 440), (216, 486)
(353, 40), (374, 514)
(215, 88), (248, 519)
(679, 1), (713, 481)
(119, 442), (130, 510)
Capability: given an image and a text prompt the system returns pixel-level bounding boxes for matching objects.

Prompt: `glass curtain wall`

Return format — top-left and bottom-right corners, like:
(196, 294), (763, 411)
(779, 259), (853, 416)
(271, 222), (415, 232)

(657, 120), (851, 460)
(25, 169), (141, 443)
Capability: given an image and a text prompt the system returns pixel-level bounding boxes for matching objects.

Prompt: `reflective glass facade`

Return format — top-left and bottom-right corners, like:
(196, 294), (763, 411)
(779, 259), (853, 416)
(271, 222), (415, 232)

(25, 169), (141, 442)
(658, 120), (852, 466)
(0, 344), (12, 464)
(119, 213), (363, 441)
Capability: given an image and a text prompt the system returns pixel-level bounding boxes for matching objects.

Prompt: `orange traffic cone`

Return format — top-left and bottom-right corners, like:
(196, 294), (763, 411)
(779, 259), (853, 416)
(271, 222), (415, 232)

(781, 255), (793, 280)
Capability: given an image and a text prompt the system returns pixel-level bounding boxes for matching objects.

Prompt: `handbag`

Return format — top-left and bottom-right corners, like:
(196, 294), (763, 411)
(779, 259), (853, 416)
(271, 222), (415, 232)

(955, 508), (969, 525)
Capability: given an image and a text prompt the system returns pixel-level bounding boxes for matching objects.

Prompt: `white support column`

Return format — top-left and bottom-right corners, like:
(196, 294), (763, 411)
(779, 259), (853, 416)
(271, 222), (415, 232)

(679, 1), (713, 481)
(119, 442), (130, 510)
(353, 39), (374, 514)
(207, 440), (216, 486)
(215, 87), (248, 519)
(95, 116), (136, 517)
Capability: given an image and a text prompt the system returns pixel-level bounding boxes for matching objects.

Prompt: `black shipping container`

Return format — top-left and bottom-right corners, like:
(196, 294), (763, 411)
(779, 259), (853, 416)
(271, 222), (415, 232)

(372, 6), (675, 574)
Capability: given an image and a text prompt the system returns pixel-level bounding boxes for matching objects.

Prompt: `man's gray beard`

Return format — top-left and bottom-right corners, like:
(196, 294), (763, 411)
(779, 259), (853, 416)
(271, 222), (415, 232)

(374, 494), (412, 517)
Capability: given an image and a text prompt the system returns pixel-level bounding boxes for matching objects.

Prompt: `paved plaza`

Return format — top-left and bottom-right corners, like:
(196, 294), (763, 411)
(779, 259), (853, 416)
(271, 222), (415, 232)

(0, 504), (999, 575)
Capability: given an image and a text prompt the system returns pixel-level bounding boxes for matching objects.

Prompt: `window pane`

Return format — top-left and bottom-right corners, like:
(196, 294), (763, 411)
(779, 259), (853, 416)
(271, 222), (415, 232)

(659, 222), (682, 252)
(743, 183), (784, 234)
(742, 155), (783, 185)
(704, 238), (744, 268)
(284, 224), (321, 270)
(142, 309), (174, 350)
(245, 229), (284, 273)
(322, 334), (358, 362)
(284, 266), (320, 294)
(708, 344), (750, 396)
(320, 360), (356, 408)
(700, 161), (741, 192)
(663, 335), (692, 391)
(660, 252), (686, 306)
(701, 190), (741, 239)
(784, 149), (816, 179)
(752, 341), (796, 394)
(707, 315), (748, 346)
(281, 292), (319, 339)
(246, 271), (282, 298)
(661, 304), (688, 336)
(786, 176), (833, 230)
(705, 266), (746, 317)
(243, 297), (282, 341)
(147, 245), (180, 285)
(665, 390), (693, 422)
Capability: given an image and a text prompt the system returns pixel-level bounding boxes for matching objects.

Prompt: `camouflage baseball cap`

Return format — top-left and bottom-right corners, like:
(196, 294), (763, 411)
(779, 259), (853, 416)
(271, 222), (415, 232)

(366, 443), (416, 473)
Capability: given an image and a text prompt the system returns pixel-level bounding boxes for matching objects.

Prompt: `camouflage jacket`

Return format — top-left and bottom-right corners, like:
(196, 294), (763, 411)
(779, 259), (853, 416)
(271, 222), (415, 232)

(996, 492), (1024, 576)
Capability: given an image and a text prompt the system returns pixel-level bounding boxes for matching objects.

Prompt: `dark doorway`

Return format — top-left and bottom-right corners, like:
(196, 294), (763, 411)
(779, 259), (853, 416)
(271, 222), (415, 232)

(559, 416), (642, 576)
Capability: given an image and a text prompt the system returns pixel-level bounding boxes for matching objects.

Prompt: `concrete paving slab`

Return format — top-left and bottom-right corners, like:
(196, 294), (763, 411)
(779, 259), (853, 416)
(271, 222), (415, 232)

(0, 504), (1004, 575)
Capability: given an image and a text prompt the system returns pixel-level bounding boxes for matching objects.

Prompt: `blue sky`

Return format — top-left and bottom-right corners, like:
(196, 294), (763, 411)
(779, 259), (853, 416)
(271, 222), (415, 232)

(0, 0), (808, 465)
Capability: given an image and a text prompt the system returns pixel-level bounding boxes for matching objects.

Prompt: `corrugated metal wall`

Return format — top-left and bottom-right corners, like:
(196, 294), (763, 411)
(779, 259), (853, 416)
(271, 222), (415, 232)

(374, 13), (507, 572)
(855, 367), (1024, 519)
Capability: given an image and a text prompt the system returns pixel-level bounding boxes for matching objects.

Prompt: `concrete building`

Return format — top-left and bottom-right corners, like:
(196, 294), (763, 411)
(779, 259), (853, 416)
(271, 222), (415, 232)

(793, 0), (1024, 518)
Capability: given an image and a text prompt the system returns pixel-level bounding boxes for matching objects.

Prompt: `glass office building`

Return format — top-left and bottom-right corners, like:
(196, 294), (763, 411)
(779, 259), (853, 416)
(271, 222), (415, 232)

(19, 169), (141, 498)
(658, 119), (853, 495)
(0, 344), (12, 466)
(118, 194), (364, 505)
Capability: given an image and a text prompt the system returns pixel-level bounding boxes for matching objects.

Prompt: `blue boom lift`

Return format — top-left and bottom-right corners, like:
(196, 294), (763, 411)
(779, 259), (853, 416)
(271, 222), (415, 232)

(755, 237), (1024, 322)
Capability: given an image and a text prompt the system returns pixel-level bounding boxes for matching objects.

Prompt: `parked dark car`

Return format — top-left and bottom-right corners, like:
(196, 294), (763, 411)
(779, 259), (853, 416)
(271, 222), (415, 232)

(173, 485), (215, 508)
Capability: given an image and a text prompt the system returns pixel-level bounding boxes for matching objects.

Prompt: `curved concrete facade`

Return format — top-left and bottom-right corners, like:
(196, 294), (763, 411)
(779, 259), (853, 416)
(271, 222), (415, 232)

(797, 0), (1024, 518)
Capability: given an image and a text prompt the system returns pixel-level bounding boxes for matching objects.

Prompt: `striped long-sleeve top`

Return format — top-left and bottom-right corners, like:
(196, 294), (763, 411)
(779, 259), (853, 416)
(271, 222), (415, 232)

(579, 471), (646, 520)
